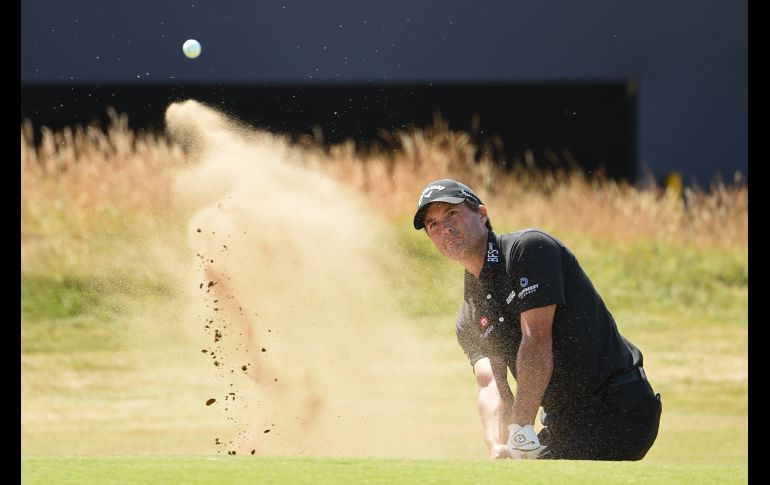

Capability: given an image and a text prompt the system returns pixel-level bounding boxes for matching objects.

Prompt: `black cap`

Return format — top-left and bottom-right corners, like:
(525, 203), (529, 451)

(413, 179), (483, 230)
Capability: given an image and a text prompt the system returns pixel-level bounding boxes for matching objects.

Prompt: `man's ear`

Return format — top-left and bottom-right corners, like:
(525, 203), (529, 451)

(478, 204), (489, 224)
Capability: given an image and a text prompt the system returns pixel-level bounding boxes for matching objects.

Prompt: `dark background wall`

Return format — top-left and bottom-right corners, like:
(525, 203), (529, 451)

(21, 0), (747, 185)
(20, 83), (636, 180)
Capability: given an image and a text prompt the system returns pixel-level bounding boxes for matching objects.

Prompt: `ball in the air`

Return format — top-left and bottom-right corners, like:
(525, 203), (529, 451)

(182, 39), (202, 59)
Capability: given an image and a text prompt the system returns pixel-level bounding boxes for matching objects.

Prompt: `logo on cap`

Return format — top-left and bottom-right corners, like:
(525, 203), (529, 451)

(460, 189), (476, 202)
(419, 184), (446, 203)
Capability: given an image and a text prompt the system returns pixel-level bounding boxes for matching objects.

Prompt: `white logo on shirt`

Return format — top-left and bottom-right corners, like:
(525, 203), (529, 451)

(506, 290), (517, 304)
(487, 243), (499, 263)
(519, 284), (539, 298)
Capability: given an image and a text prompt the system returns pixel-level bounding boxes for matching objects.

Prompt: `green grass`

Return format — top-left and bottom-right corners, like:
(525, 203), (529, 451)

(384, 219), (464, 321)
(21, 274), (173, 354)
(574, 239), (748, 325)
(21, 457), (748, 484)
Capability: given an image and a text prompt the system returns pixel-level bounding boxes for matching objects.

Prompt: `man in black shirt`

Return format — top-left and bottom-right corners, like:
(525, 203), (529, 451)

(413, 178), (662, 460)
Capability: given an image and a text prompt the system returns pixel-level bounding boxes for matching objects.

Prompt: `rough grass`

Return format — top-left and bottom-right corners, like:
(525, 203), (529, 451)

(21, 274), (173, 354)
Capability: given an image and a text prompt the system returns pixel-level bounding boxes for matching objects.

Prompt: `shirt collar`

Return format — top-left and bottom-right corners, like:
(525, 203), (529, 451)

(480, 231), (504, 279)
(464, 231), (505, 292)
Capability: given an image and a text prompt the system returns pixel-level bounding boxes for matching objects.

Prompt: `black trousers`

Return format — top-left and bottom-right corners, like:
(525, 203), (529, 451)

(538, 379), (662, 460)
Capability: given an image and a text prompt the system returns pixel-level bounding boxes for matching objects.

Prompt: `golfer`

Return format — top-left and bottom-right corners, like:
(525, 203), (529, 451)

(413, 179), (662, 460)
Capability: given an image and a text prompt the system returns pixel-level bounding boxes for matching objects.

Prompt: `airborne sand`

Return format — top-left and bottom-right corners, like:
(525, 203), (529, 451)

(165, 100), (474, 457)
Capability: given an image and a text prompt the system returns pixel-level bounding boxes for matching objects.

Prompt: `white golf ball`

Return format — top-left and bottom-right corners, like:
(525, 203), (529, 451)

(182, 39), (201, 59)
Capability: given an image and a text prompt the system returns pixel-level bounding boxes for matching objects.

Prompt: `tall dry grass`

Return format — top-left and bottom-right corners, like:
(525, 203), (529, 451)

(305, 117), (746, 250)
(21, 110), (747, 282)
(21, 110), (189, 278)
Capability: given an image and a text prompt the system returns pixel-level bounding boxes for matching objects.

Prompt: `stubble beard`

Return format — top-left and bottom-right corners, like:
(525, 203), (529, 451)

(443, 232), (477, 262)
(443, 238), (463, 260)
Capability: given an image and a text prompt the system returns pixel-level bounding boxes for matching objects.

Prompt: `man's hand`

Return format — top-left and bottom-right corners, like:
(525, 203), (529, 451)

(506, 424), (548, 459)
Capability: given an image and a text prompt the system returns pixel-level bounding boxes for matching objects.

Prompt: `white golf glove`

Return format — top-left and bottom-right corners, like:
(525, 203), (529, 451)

(506, 423), (548, 459)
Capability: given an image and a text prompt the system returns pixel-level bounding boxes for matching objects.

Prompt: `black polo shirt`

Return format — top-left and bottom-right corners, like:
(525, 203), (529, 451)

(456, 229), (644, 416)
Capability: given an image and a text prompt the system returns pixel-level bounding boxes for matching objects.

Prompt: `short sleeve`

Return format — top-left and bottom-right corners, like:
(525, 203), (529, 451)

(506, 231), (566, 313)
(455, 301), (486, 366)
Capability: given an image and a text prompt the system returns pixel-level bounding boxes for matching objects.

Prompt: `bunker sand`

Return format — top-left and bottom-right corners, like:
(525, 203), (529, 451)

(165, 100), (472, 457)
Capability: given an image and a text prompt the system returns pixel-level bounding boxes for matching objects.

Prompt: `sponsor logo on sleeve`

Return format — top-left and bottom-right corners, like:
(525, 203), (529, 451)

(506, 290), (517, 304)
(519, 283), (539, 298)
(519, 277), (529, 288)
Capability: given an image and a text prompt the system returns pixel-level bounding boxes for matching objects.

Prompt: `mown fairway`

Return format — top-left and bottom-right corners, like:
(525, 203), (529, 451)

(22, 457), (748, 484)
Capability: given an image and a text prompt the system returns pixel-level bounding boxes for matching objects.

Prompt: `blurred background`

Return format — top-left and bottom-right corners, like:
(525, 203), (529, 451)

(22, 0), (747, 186)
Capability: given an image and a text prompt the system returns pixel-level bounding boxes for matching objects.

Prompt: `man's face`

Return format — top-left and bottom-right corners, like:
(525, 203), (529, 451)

(423, 202), (488, 261)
